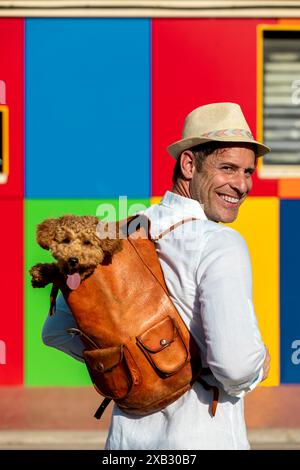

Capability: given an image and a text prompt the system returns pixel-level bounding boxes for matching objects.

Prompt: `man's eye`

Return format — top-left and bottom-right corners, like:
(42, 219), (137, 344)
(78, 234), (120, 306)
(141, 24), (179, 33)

(222, 166), (233, 172)
(83, 240), (91, 246)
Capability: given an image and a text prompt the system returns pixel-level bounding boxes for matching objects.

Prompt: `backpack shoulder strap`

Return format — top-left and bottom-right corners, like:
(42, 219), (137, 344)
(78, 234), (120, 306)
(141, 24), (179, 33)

(122, 215), (198, 295)
(118, 214), (197, 240)
(152, 217), (197, 241)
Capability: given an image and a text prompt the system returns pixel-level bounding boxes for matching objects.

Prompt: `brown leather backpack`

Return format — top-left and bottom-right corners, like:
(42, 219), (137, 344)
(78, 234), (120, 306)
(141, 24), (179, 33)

(53, 215), (219, 418)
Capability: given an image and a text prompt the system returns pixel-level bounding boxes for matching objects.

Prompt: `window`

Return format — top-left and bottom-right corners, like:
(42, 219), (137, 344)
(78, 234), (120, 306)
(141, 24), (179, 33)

(258, 26), (300, 178)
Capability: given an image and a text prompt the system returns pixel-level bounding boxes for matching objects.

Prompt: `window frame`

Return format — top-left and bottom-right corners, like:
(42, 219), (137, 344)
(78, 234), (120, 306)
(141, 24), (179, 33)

(257, 23), (300, 181)
(0, 105), (9, 184)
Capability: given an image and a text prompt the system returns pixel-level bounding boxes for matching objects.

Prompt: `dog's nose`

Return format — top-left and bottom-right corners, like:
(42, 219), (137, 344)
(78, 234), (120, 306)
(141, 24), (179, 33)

(68, 257), (79, 267)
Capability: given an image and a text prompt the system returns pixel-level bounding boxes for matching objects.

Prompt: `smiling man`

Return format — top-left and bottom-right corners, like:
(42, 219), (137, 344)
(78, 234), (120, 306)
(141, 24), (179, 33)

(42, 102), (271, 450)
(105, 103), (271, 450)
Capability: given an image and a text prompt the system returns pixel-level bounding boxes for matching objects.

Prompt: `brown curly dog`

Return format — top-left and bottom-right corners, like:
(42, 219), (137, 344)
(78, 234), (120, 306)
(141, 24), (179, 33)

(29, 215), (122, 290)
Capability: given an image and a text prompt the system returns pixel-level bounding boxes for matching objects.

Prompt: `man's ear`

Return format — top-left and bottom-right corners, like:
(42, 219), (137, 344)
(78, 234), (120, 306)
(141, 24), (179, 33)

(36, 218), (57, 250)
(180, 150), (196, 180)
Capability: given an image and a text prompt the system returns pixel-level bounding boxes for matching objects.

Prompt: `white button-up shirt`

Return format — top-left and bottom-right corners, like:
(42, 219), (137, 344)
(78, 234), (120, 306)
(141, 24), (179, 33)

(42, 191), (266, 450)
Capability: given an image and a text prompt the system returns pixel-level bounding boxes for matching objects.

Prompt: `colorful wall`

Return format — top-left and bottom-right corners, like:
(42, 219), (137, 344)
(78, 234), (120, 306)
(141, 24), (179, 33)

(0, 17), (299, 389)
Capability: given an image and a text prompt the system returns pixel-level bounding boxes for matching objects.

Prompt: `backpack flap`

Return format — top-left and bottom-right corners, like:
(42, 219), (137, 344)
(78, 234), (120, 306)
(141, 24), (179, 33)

(136, 316), (189, 377)
(84, 345), (123, 372)
(83, 345), (135, 400)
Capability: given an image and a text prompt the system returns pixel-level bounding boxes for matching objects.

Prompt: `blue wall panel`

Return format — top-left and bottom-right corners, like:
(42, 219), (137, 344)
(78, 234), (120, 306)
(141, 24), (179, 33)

(280, 199), (300, 383)
(25, 18), (150, 198)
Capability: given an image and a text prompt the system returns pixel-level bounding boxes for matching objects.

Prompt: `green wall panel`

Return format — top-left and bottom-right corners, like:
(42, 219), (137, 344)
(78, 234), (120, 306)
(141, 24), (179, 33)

(25, 198), (150, 385)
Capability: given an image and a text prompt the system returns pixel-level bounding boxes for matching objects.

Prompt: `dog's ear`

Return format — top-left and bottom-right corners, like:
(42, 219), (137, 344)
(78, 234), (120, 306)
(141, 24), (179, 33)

(36, 218), (58, 250)
(96, 221), (122, 257)
(100, 237), (122, 257)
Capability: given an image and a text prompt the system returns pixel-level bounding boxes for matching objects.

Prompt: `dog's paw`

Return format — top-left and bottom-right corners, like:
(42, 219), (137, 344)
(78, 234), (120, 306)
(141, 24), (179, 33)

(29, 263), (58, 287)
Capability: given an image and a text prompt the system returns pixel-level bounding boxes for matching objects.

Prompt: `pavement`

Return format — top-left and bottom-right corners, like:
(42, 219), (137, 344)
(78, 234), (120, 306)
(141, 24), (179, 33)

(1, 385), (300, 450)
(1, 429), (300, 450)
(2, 384), (300, 430)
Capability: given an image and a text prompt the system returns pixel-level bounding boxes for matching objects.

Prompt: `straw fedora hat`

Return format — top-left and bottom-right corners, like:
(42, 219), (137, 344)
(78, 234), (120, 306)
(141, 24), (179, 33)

(167, 102), (270, 159)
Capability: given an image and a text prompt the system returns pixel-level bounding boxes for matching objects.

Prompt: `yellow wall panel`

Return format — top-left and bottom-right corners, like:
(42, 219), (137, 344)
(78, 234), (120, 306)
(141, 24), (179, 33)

(227, 197), (279, 386)
(151, 196), (162, 206)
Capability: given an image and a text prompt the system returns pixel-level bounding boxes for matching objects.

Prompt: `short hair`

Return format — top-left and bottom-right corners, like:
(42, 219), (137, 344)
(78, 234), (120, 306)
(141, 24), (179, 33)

(172, 141), (257, 184)
(172, 142), (224, 184)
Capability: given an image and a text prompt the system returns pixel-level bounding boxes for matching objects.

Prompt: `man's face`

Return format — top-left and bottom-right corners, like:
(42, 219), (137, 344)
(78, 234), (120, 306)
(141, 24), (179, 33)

(189, 145), (256, 223)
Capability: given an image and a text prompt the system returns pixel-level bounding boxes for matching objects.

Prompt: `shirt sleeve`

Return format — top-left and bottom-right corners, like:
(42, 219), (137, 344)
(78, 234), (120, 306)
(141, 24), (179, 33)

(196, 227), (266, 397)
(42, 294), (85, 362)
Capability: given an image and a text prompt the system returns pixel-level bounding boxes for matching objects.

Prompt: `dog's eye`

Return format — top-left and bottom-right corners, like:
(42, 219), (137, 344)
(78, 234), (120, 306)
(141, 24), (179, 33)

(62, 237), (70, 244)
(83, 240), (91, 246)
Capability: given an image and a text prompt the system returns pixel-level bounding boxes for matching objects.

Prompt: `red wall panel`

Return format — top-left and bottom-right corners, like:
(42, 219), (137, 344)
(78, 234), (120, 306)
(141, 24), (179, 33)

(152, 18), (277, 197)
(0, 19), (24, 199)
(0, 200), (23, 385)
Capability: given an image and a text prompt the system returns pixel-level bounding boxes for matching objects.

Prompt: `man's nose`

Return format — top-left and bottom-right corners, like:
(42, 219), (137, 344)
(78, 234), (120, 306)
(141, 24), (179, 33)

(231, 173), (250, 195)
(68, 257), (79, 267)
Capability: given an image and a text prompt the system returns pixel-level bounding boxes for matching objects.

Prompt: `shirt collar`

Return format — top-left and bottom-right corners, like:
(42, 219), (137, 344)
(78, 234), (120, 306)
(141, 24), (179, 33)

(160, 191), (208, 221)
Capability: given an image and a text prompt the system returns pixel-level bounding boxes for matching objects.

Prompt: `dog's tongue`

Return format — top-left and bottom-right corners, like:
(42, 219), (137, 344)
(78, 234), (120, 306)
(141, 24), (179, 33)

(66, 273), (81, 290)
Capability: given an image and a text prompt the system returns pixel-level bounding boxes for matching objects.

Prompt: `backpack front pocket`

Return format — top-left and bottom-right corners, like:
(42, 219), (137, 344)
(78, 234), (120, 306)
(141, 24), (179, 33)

(136, 316), (189, 377)
(83, 345), (138, 400)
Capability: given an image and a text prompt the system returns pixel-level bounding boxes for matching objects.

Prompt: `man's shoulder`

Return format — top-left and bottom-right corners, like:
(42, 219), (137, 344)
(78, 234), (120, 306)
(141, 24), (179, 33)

(202, 220), (243, 238)
(202, 222), (249, 256)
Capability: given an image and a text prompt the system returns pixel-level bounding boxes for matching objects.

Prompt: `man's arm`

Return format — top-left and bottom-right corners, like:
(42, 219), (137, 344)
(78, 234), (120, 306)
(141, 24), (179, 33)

(196, 227), (267, 397)
(42, 294), (85, 362)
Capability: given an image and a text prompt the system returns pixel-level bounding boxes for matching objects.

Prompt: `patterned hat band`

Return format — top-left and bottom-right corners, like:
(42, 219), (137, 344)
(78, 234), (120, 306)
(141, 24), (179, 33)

(201, 128), (254, 139)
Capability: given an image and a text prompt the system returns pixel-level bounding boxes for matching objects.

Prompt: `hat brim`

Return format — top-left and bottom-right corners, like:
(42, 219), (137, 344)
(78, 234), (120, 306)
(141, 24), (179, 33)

(167, 136), (270, 160)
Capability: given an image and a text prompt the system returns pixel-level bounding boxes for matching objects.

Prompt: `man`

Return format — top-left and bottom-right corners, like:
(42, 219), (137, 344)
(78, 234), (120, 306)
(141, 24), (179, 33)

(42, 102), (271, 450)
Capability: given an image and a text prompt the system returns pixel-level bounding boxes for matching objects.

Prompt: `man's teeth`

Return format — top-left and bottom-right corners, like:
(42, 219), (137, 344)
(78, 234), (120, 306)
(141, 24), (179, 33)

(219, 194), (240, 203)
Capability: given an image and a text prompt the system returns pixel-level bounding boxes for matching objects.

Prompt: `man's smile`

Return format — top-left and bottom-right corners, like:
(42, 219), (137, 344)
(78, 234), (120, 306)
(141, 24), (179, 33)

(216, 192), (243, 207)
